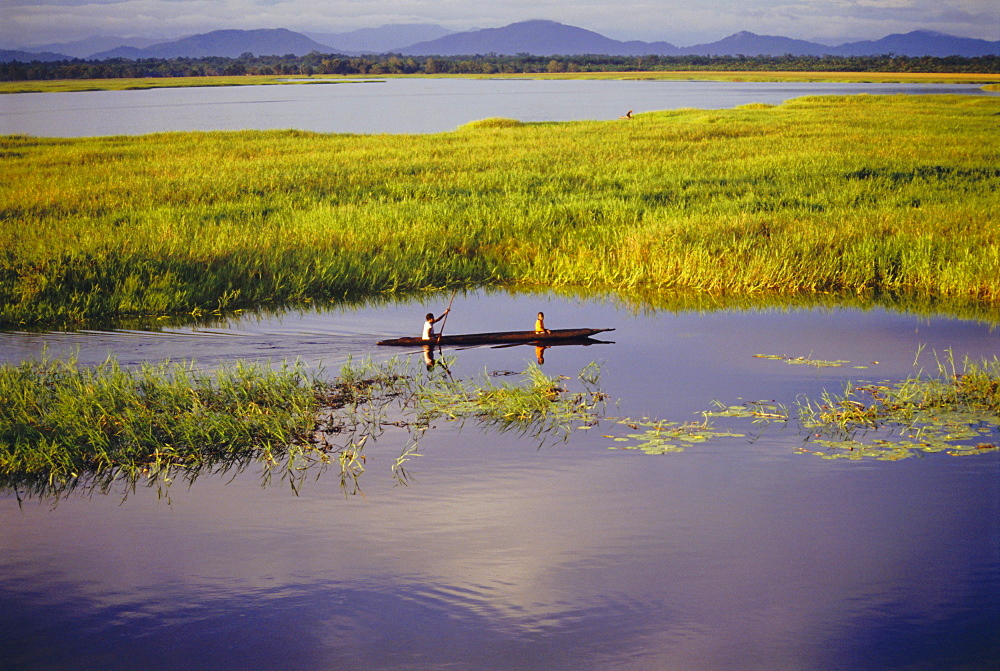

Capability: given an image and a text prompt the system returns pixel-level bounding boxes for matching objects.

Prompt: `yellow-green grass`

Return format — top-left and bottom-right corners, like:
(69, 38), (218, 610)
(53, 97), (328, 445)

(0, 355), (604, 496)
(3, 71), (999, 95)
(0, 75), (380, 94)
(489, 71), (1000, 85)
(2, 94), (998, 326)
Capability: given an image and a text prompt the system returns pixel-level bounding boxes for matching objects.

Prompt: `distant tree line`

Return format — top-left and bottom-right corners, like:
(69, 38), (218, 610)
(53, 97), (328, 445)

(3, 52), (999, 81)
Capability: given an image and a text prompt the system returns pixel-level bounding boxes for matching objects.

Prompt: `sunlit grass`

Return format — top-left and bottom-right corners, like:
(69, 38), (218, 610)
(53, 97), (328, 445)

(3, 71), (999, 95)
(0, 75), (381, 94)
(2, 94), (998, 327)
(0, 355), (608, 498)
(0, 355), (321, 489)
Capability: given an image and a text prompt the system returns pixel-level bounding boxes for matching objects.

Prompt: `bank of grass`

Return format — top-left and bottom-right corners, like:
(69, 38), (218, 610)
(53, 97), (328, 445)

(3, 71), (1000, 94)
(0, 356), (320, 489)
(0, 75), (380, 94)
(508, 71), (1000, 85)
(2, 94), (999, 326)
(0, 355), (603, 497)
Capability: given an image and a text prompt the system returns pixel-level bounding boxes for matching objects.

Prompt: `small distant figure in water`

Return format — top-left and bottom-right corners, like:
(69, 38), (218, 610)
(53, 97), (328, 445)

(535, 311), (550, 335)
(422, 308), (450, 341)
(620, 110), (633, 119)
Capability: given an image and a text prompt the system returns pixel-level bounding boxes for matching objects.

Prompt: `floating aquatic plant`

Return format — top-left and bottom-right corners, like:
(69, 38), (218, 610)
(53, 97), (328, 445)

(605, 417), (743, 454)
(613, 352), (999, 461)
(794, 353), (1000, 459)
(753, 354), (850, 368)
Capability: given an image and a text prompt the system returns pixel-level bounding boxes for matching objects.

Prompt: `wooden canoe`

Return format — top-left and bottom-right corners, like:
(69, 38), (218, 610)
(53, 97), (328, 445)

(377, 328), (614, 347)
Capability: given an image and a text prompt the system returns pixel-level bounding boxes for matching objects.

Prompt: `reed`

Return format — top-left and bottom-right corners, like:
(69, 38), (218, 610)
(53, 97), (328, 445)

(0, 355), (320, 485)
(0, 355), (607, 497)
(3, 72), (998, 95)
(798, 353), (1000, 431)
(0, 75), (340, 94)
(2, 94), (998, 327)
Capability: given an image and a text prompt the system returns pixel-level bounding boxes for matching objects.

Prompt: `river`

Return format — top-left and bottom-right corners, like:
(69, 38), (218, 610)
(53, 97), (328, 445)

(2, 291), (998, 669)
(1, 77), (996, 136)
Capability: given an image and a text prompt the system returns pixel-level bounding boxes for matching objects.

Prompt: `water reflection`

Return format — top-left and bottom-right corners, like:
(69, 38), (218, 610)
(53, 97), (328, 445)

(3, 435), (996, 669)
(2, 290), (998, 669)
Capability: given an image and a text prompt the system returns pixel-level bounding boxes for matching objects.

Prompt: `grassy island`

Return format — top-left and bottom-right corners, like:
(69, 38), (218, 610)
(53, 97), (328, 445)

(2, 94), (998, 326)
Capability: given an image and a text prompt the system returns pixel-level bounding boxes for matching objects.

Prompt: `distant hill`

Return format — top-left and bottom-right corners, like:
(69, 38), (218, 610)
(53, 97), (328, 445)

(398, 20), (680, 56)
(679, 31), (830, 56)
(829, 30), (1000, 58)
(89, 28), (337, 60)
(305, 24), (453, 54)
(395, 21), (999, 57)
(4, 23), (998, 62)
(0, 49), (69, 63)
(27, 35), (162, 59)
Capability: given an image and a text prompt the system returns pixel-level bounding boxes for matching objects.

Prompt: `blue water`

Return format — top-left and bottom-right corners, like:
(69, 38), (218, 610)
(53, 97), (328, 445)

(2, 291), (998, 669)
(1, 77), (995, 137)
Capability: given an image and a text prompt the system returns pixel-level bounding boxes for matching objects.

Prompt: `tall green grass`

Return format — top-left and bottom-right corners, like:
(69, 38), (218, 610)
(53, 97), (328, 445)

(2, 94), (998, 326)
(0, 356), (320, 487)
(0, 355), (607, 498)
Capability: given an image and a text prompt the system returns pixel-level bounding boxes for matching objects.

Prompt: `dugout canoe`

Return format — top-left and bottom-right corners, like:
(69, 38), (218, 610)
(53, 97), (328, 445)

(377, 328), (614, 347)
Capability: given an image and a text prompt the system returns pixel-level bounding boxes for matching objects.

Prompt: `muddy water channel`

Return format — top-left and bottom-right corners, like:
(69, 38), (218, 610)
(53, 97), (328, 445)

(2, 291), (998, 669)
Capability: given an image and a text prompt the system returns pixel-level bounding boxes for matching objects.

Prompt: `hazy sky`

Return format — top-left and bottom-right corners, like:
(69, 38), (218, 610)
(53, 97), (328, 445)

(4, 0), (998, 48)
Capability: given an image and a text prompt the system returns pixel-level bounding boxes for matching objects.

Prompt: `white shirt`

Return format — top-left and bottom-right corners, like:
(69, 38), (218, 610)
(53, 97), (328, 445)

(422, 320), (434, 340)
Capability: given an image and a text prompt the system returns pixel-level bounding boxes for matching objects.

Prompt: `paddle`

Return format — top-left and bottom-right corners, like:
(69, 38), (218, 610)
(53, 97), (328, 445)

(436, 289), (458, 349)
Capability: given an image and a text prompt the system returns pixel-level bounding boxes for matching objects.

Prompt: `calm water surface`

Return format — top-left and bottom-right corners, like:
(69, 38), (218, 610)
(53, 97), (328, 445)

(1, 78), (996, 136)
(2, 291), (998, 669)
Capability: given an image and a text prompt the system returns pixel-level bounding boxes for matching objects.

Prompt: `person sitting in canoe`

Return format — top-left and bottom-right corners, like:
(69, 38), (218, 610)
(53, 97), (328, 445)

(535, 311), (550, 335)
(422, 308), (450, 340)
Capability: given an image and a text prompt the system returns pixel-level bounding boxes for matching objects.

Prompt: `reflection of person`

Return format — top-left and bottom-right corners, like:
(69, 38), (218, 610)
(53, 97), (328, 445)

(535, 345), (549, 365)
(535, 311), (550, 334)
(422, 308), (450, 340)
(422, 344), (436, 370)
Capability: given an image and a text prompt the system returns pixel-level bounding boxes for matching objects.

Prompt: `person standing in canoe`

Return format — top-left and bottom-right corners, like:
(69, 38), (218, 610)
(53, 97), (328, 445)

(422, 308), (450, 341)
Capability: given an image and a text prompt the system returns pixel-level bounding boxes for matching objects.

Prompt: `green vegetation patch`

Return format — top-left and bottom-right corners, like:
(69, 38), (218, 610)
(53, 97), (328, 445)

(704, 352), (1000, 460)
(753, 353), (851, 367)
(2, 95), (999, 327)
(604, 418), (744, 454)
(795, 354), (1000, 459)
(2, 350), (996, 502)
(0, 356), (321, 488)
(457, 117), (524, 130)
(0, 355), (608, 499)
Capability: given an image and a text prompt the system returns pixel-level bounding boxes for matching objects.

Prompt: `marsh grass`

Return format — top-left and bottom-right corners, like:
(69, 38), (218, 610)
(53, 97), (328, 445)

(0, 75), (374, 94)
(701, 351), (1000, 460)
(2, 94), (999, 327)
(3, 72), (998, 95)
(0, 355), (609, 499)
(0, 355), (321, 494)
(402, 362), (607, 438)
(796, 352), (1000, 459)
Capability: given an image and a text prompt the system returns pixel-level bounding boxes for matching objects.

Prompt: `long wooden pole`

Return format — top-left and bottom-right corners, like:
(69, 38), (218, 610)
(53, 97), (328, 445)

(437, 289), (458, 343)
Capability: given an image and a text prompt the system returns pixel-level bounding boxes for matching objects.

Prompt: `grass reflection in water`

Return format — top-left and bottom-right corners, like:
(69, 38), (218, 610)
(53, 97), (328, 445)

(2, 351), (997, 503)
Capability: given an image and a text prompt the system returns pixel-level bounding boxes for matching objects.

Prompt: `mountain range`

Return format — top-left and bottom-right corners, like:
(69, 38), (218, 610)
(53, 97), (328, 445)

(303, 24), (453, 54)
(3, 21), (998, 63)
(89, 28), (335, 60)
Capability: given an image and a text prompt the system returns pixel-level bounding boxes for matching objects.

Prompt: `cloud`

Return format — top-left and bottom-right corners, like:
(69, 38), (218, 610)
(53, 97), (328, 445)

(3, 0), (997, 48)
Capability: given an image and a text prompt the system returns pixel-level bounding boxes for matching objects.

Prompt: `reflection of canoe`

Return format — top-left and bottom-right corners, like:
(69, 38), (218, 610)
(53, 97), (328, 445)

(377, 328), (614, 347)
